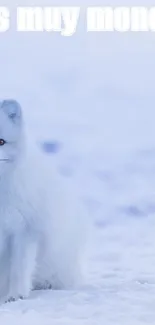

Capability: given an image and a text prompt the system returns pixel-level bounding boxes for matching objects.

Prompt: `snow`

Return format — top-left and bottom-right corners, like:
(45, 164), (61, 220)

(1, 0), (155, 324)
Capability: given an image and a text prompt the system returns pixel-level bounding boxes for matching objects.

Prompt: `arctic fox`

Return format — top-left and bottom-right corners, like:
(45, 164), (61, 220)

(0, 100), (86, 303)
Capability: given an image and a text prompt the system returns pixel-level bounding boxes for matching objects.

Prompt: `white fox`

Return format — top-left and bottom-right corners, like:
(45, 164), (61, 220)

(0, 100), (86, 303)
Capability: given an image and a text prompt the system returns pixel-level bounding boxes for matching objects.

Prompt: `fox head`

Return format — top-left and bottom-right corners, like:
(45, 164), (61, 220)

(0, 100), (23, 176)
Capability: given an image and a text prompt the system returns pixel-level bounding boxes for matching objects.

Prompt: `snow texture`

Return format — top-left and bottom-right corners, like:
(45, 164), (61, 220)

(0, 0), (155, 324)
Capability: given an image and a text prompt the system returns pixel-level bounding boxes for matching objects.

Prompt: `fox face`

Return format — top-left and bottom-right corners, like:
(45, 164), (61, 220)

(0, 100), (23, 175)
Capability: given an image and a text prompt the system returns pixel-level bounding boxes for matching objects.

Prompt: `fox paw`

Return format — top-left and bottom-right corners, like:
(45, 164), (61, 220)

(5, 295), (25, 303)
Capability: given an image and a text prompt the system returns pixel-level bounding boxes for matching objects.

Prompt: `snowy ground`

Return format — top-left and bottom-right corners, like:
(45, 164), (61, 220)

(1, 0), (155, 324)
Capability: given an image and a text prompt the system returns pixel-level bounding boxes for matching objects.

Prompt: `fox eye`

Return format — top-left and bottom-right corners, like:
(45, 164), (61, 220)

(0, 139), (6, 146)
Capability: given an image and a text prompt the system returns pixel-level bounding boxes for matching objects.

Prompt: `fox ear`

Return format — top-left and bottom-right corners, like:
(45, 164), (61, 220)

(0, 99), (22, 124)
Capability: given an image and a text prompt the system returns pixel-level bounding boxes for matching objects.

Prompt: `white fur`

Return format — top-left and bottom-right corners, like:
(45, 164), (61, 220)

(0, 100), (87, 303)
